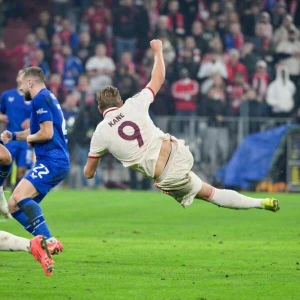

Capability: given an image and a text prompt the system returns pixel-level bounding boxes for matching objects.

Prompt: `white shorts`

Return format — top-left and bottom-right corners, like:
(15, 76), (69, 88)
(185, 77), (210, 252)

(155, 137), (202, 207)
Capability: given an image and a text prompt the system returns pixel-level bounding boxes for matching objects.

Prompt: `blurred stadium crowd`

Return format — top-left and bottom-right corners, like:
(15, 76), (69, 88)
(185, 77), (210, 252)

(0, 0), (300, 188)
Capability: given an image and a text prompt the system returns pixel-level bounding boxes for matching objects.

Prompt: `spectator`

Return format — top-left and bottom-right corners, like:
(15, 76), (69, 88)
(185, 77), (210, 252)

(209, 1), (222, 20)
(191, 20), (210, 55)
(273, 14), (299, 46)
(61, 92), (80, 188)
(240, 42), (260, 80)
(53, 14), (64, 33)
(171, 68), (199, 119)
(276, 28), (300, 86)
(203, 76), (229, 180)
(74, 74), (96, 109)
(90, 20), (110, 53)
(266, 65), (296, 117)
(59, 18), (79, 51)
(34, 49), (51, 80)
(209, 35), (224, 55)
(253, 22), (272, 54)
(146, 0), (159, 33)
(176, 48), (199, 80)
(272, 2), (288, 30)
(180, 36), (201, 64)
(227, 72), (249, 115)
(82, 0), (112, 35)
(252, 60), (269, 101)
(226, 49), (248, 84)
(114, 63), (139, 101)
(61, 44), (84, 91)
(197, 50), (228, 94)
(75, 31), (94, 66)
(166, 0), (185, 36)
(240, 2), (260, 38)
(135, 1), (151, 55)
(51, 34), (64, 73)
(203, 17), (219, 44)
(113, 0), (138, 60)
(151, 81), (175, 116)
(35, 27), (51, 61)
(195, 0), (210, 22)
(239, 88), (269, 134)
(224, 22), (244, 51)
(51, 0), (72, 18)
(118, 51), (137, 75)
(179, 0), (199, 34)
(85, 43), (115, 93)
(61, 92), (79, 126)
(71, 105), (103, 189)
(153, 15), (176, 47)
(289, 0), (300, 27)
(33, 10), (54, 41)
(47, 73), (67, 103)
(256, 11), (273, 42)
(0, 33), (39, 69)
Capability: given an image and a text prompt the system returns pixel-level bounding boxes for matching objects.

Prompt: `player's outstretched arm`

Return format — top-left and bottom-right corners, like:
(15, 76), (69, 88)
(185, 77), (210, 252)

(146, 39), (165, 96)
(1, 129), (30, 143)
(84, 157), (101, 179)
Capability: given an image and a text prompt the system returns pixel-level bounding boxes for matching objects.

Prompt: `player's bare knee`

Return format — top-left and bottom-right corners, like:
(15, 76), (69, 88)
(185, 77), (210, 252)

(196, 182), (214, 201)
(9, 188), (24, 206)
(8, 195), (19, 213)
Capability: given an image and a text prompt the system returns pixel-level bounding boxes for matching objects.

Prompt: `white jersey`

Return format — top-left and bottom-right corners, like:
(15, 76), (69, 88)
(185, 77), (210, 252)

(88, 88), (168, 178)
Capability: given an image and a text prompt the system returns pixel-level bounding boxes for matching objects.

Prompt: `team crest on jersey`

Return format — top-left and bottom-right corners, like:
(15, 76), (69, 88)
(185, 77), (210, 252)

(8, 97), (14, 102)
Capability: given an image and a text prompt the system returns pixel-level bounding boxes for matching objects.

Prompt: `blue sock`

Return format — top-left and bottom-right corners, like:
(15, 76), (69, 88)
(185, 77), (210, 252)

(11, 210), (35, 234)
(17, 198), (53, 239)
(0, 161), (12, 186)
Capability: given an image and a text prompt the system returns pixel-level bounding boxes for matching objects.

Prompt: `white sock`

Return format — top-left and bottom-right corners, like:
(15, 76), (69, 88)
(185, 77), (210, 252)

(0, 231), (30, 252)
(0, 186), (10, 216)
(208, 188), (263, 209)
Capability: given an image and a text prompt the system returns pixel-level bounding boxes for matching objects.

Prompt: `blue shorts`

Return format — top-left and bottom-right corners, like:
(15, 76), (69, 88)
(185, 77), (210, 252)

(24, 160), (69, 202)
(6, 142), (33, 168)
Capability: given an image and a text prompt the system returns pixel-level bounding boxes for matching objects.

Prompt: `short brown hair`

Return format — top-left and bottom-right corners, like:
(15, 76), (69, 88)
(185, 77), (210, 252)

(97, 86), (122, 111)
(23, 66), (45, 83)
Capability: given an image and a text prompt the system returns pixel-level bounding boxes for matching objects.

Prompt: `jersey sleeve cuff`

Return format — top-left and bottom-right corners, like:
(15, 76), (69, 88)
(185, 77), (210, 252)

(88, 155), (102, 159)
(145, 87), (155, 102)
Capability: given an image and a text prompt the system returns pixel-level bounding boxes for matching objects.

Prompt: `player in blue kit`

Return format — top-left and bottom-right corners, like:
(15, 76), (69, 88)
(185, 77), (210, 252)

(0, 70), (33, 189)
(1, 67), (70, 254)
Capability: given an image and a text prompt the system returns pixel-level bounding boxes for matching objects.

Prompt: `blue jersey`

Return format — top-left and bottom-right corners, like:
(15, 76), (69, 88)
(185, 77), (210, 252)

(30, 88), (70, 169)
(0, 88), (32, 132)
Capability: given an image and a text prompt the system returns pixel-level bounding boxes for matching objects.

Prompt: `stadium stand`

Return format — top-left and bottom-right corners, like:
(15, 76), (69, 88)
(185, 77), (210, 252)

(0, 0), (300, 189)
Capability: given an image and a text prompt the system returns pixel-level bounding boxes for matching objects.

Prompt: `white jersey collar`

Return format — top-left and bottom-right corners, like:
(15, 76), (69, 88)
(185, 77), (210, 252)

(103, 107), (119, 118)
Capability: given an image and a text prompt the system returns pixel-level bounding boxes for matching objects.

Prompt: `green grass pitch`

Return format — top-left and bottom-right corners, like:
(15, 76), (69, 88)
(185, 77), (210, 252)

(0, 190), (299, 300)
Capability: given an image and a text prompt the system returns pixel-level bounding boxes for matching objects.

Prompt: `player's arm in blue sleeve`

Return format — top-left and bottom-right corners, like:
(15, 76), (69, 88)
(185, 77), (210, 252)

(27, 95), (54, 144)
(0, 92), (8, 124)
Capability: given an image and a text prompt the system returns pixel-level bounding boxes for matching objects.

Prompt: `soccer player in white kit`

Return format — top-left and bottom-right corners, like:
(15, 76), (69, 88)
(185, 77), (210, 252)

(84, 39), (279, 212)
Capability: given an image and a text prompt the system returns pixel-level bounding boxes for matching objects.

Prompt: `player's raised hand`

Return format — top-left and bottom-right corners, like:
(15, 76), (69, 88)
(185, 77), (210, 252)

(1, 130), (12, 144)
(150, 39), (163, 53)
